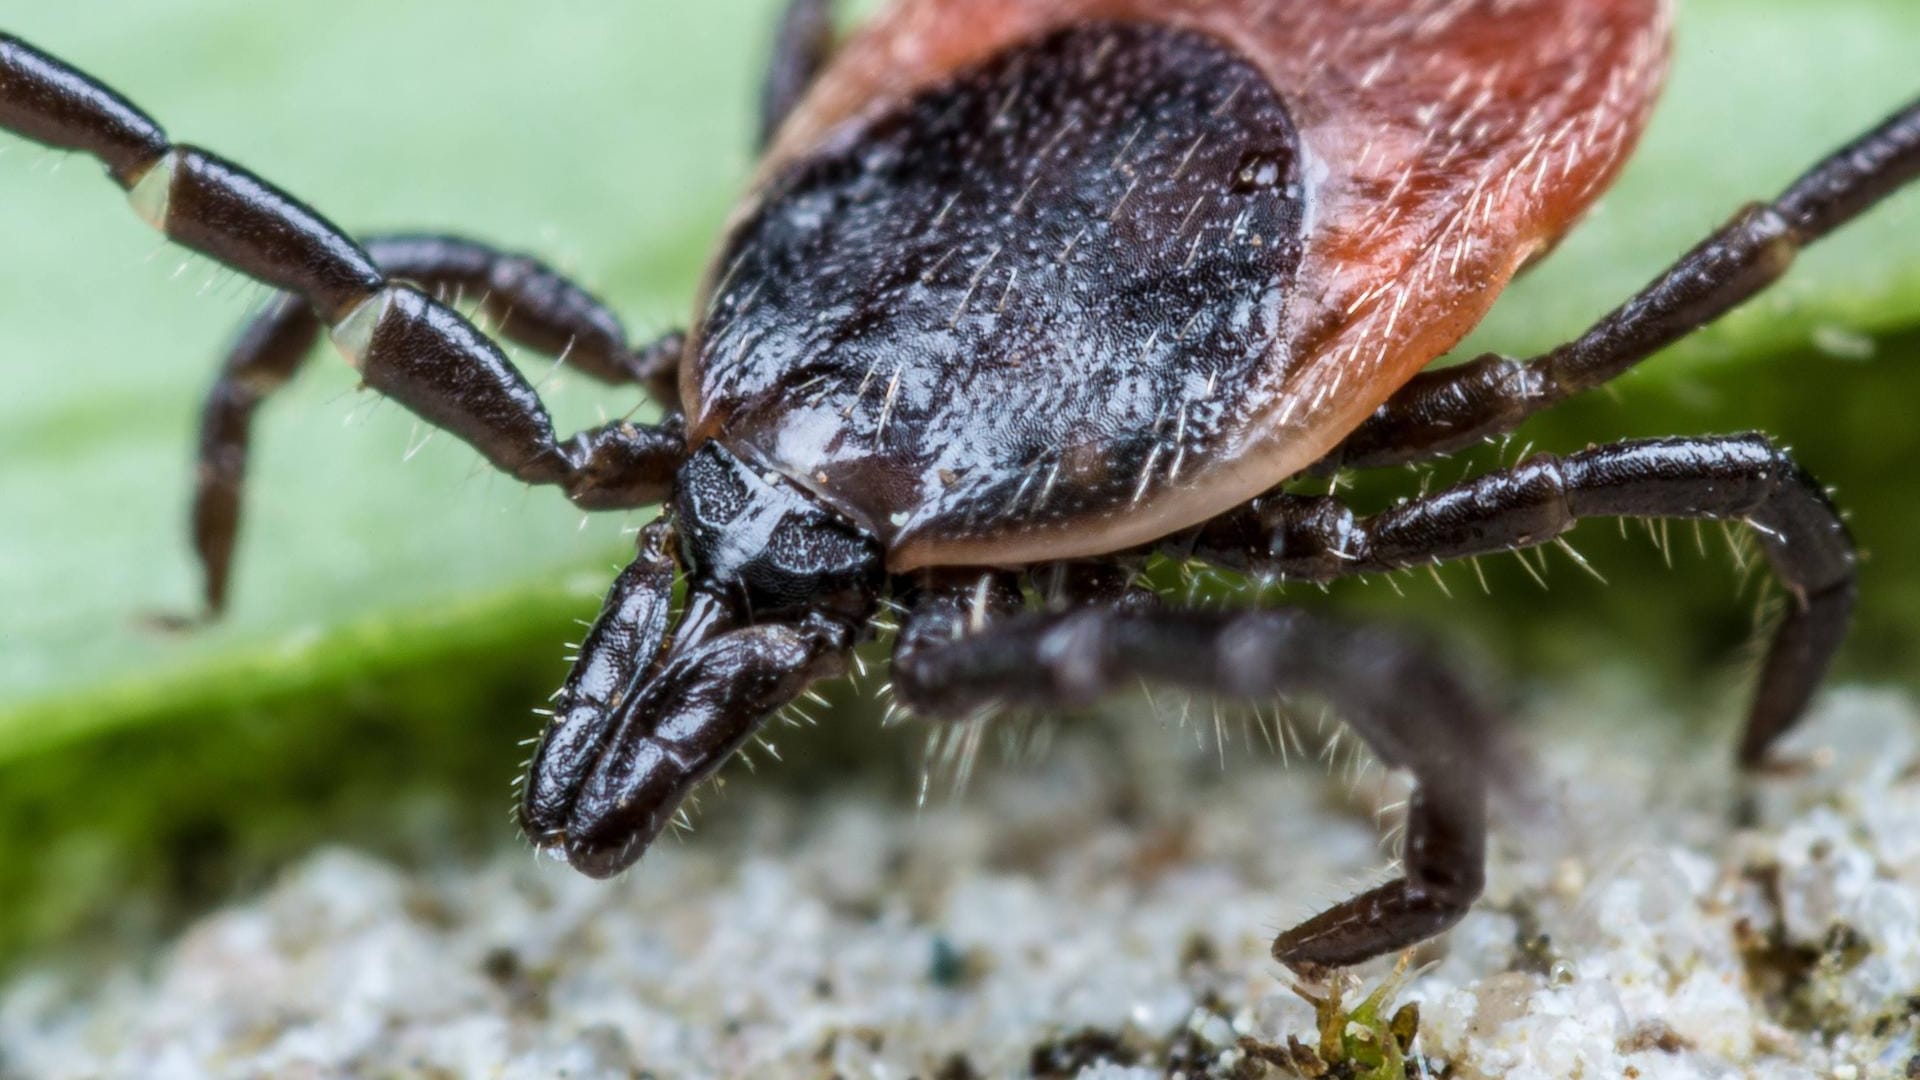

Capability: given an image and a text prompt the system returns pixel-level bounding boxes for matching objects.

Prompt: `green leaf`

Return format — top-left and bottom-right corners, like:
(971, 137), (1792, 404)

(0, 0), (1916, 958)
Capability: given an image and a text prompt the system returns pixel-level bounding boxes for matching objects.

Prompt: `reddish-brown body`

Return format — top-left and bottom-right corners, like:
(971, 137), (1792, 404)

(692, 0), (1671, 569)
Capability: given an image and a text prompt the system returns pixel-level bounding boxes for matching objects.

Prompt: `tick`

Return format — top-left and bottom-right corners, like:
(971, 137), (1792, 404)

(3, 0), (1915, 973)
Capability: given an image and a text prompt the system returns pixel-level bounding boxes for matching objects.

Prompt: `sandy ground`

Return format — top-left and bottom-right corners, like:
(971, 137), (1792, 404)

(1, 684), (1915, 1079)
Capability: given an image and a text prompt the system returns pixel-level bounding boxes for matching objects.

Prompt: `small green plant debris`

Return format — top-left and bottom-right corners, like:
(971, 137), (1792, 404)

(1239, 956), (1423, 1079)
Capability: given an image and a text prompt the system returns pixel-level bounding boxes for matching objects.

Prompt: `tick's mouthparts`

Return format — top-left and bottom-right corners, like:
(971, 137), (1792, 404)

(547, 615), (853, 879)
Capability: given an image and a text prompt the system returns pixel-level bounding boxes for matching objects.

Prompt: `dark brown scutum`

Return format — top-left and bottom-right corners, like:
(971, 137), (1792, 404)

(692, 21), (1304, 554)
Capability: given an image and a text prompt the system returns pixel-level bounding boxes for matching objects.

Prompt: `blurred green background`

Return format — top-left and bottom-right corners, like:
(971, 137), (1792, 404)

(1, 0), (1917, 964)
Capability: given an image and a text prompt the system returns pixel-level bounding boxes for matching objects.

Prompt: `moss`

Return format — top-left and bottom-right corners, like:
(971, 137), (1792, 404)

(1237, 960), (1425, 1080)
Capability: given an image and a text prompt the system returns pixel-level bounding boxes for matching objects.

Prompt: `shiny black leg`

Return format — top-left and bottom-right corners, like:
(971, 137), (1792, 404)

(1322, 96), (1920, 472)
(192, 234), (684, 615)
(1194, 435), (1857, 766)
(891, 571), (1026, 711)
(760, 0), (836, 148)
(358, 235), (684, 402)
(893, 584), (1499, 972)
(0, 38), (689, 616)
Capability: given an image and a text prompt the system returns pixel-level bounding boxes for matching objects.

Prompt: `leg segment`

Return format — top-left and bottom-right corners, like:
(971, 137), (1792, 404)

(0, 38), (690, 613)
(1192, 436), (1857, 766)
(893, 590), (1499, 972)
(194, 235), (684, 614)
(760, 0), (836, 148)
(1323, 97), (1920, 472)
(356, 235), (684, 400)
(892, 571), (1026, 702)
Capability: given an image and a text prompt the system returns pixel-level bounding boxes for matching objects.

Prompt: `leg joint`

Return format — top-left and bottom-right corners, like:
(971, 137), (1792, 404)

(1262, 495), (1368, 583)
(560, 419), (685, 510)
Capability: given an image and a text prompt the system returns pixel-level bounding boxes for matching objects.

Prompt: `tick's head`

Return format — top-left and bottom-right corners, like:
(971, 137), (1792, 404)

(672, 442), (884, 627)
(535, 607), (855, 878)
(518, 442), (878, 878)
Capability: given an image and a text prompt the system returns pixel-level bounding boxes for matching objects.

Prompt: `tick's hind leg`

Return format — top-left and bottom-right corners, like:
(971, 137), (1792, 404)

(192, 234), (684, 616)
(1193, 435), (1858, 768)
(1322, 96), (1920, 472)
(0, 38), (692, 617)
(760, 0), (837, 148)
(892, 582), (1502, 972)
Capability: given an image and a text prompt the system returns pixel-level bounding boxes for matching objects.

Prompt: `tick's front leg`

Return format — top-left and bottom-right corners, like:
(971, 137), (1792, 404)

(192, 234), (683, 616)
(0, 39), (693, 618)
